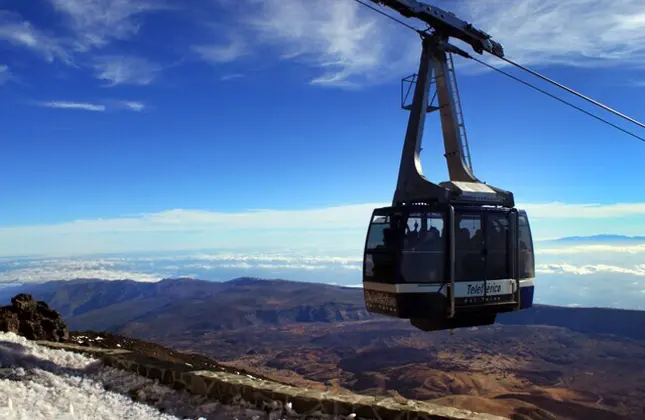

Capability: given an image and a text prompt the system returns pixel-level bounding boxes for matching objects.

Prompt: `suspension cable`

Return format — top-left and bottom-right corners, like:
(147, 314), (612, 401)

(499, 56), (645, 131)
(351, 0), (645, 143)
(468, 56), (645, 143)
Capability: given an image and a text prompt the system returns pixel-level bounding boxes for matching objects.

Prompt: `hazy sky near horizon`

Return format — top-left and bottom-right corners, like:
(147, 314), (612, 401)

(1, 0), (645, 259)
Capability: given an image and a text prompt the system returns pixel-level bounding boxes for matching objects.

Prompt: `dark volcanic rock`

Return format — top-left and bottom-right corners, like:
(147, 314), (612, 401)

(0, 294), (68, 342)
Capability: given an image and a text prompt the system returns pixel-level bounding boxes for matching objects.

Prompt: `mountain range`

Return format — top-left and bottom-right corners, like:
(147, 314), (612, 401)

(1, 276), (644, 420)
(547, 234), (645, 243)
(2, 277), (643, 342)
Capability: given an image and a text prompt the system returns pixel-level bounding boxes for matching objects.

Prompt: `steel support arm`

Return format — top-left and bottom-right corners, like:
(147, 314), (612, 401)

(369, 0), (504, 57)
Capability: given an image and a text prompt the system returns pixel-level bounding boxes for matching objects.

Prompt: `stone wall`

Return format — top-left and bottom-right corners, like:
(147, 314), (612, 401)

(38, 341), (508, 420)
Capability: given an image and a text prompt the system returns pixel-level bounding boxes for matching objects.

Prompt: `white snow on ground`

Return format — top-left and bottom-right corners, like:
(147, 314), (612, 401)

(0, 332), (349, 420)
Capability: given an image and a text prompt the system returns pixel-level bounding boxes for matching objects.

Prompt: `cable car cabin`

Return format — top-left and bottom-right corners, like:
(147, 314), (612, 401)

(362, 203), (535, 331)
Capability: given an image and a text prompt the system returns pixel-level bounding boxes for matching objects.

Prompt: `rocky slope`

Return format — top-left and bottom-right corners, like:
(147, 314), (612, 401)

(2, 278), (644, 419)
(0, 295), (504, 420)
(0, 294), (68, 342)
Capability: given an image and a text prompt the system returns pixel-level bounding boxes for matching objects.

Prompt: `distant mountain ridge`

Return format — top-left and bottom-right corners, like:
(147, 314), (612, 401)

(0, 277), (373, 333)
(1, 277), (644, 343)
(548, 234), (645, 242)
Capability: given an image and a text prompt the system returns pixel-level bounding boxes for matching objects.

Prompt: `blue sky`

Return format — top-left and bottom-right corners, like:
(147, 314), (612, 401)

(1, 0), (645, 263)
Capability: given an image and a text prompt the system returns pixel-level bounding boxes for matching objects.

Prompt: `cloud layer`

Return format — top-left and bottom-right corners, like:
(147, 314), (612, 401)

(2, 237), (645, 311)
(537, 243), (645, 255)
(537, 263), (645, 277)
(522, 202), (645, 219)
(1, 201), (645, 257)
(0, 252), (362, 285)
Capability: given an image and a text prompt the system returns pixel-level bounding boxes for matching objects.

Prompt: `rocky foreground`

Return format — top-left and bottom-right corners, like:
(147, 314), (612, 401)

(0, 293), (69, 342)
(1, 289), (641, 420)
(0, 293), (285, 385)
(0, 294), (499, 420)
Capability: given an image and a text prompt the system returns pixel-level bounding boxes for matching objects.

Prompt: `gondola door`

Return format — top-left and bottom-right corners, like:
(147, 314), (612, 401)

(484, 210), (516, 304)
(453, 211), (486, 305)
(453, 210), (516, 306)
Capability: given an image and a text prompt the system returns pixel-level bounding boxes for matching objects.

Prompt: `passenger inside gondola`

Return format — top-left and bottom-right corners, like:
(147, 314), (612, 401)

(425, 226), (441, 249)
(370, 226), (399, 282)
(400, 214), (445, 283)
(426, 225), (443, 281)
(381, 226), (400, 249)
(456, 219), (483, 282)
(405, 220), (420, 249)
(487, 217), (508, 279)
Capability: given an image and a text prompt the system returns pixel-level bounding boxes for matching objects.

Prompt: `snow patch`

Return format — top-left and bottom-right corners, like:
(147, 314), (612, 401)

(0, 332), (355, 419)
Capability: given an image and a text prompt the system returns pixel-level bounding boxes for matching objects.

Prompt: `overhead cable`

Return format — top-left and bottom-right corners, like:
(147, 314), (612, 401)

(468, 56), (645, 143)
(351, 0), (645, 143)
(499, 57), (645, 131)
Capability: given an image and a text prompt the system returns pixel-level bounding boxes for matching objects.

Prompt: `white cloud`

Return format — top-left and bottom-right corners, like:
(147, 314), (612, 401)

(1, 200), (645, 257)
(0, 64), (10, 85)
(4, 0), (643, 91)
(0, 258), (161, 283)
(37, 101), (106, 111)
(459, 0), (645, 69)
(3, 0), (644, 92)
(119, 100), (145, 111)
(0, 203), (379, 256)
(537, 263), (645, 276)
(1, 2), (169, 83)
(4, 203), (384, 235)
(220, 73), (244, 82)
(205, 0), (417, 87)
(244, 0), (387, 86)
(176, 253), (362, 272)
(0, 267), (160, 283)
(35, 99), (147, 112)
(187, 253), (362, 265)
(204, 0), (645, 86)
(0, 254), (362, 284)
(198, 262), (337, 271)
(0, 11), (70, 63)
(537, 243), (645, 255)
(93, 56), (161, 86)
(49, 0), (167, 51)
(192, 36), (248, 64)
(519, 202), (645, 219)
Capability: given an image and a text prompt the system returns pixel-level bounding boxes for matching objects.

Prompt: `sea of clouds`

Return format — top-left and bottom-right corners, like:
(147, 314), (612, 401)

(1, 237), (644, 310)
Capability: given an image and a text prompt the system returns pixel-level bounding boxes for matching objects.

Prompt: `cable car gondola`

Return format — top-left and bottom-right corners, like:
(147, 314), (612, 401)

(360, 3), (535, 331)
(363, 203), (535, 331)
